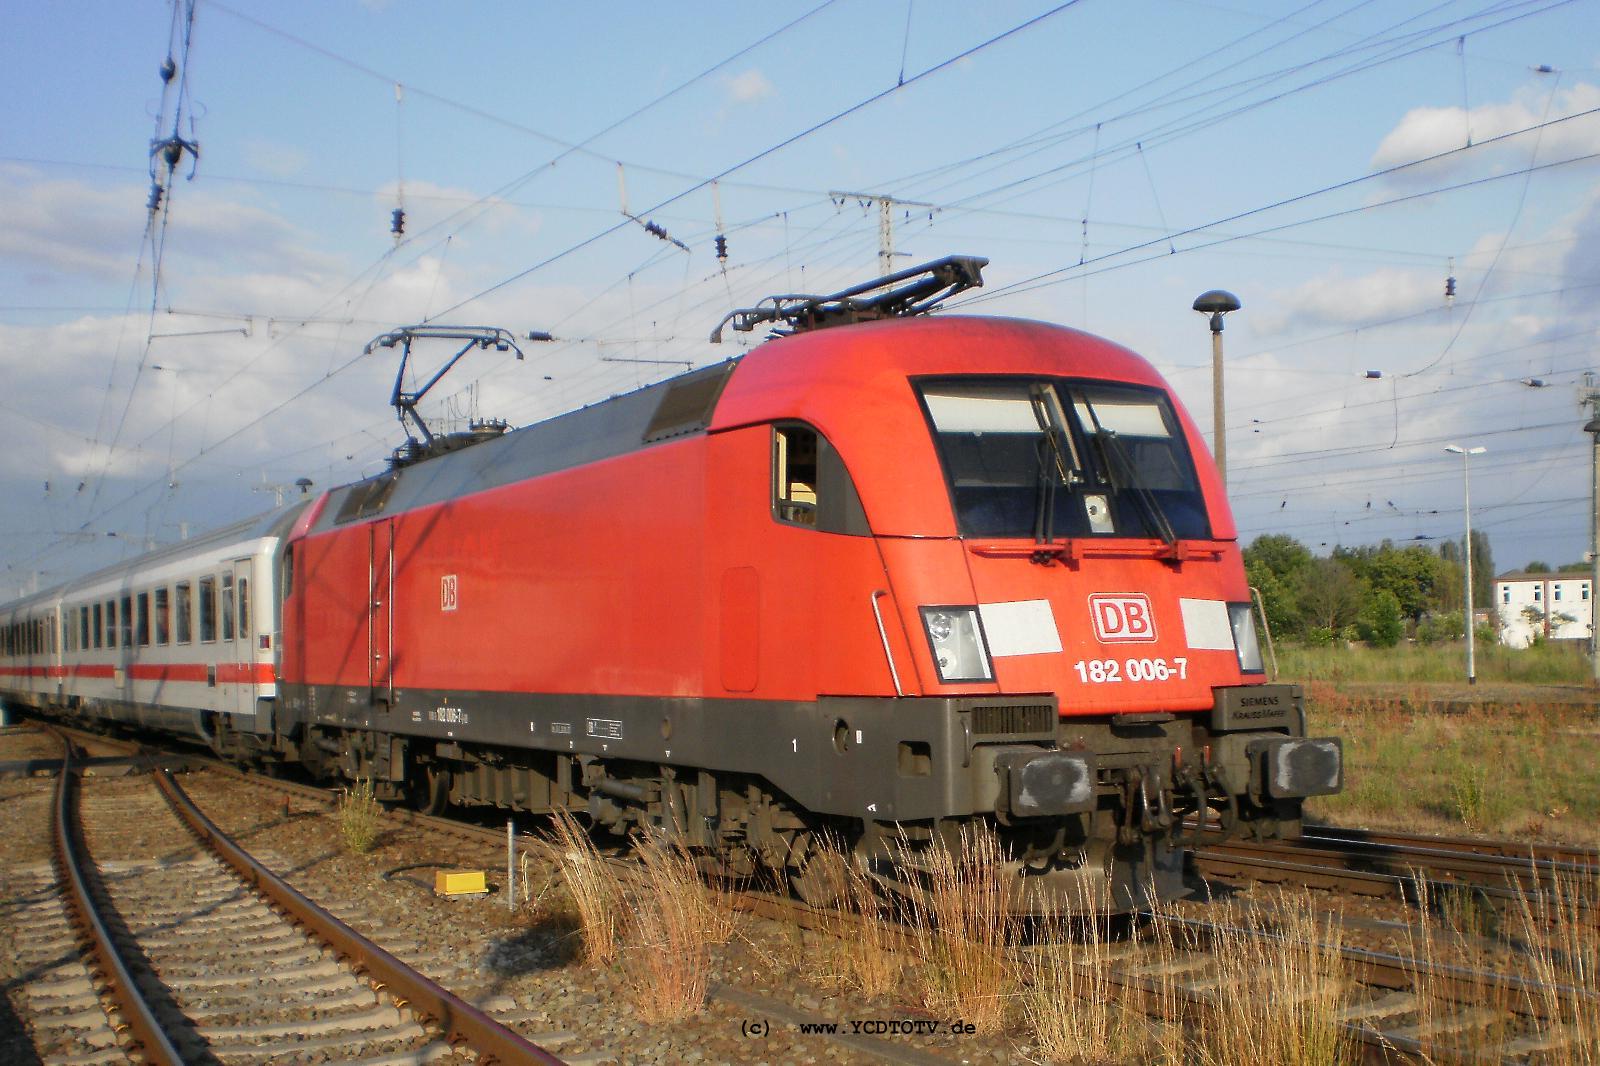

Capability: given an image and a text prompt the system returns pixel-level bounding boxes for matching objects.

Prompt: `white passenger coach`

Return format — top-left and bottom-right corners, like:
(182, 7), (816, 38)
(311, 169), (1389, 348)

(0, 505), (305, 747)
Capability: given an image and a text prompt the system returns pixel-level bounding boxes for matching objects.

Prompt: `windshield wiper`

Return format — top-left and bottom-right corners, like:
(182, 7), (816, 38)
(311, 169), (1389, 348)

(1029, 385), (1078, 544)
(1086, 422), (1178, 548)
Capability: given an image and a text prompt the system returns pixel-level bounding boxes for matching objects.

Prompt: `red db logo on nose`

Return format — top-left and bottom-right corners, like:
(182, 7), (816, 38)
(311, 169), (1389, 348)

(1088, 594), (1157, 643)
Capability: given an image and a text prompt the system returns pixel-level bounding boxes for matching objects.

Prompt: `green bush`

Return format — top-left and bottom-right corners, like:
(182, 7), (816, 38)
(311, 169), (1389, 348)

(1305, 626), (1335, 647)
(1357, 589), (1404, 648)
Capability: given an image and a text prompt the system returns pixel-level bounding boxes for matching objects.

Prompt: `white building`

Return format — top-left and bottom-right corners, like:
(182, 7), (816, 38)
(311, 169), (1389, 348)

(1495, 571), (1593, 648)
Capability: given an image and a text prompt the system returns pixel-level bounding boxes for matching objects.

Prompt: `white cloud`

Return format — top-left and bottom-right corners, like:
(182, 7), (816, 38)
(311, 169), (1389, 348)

(722, 68), (774, 106)
(1253, 268), (1438, 334)
(1371, 81), (1600, 177)
(0, 165), (145, 281)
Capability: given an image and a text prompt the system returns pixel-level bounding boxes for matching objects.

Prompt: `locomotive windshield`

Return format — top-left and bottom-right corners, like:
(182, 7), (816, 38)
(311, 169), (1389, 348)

(917, 378), (1211, 541)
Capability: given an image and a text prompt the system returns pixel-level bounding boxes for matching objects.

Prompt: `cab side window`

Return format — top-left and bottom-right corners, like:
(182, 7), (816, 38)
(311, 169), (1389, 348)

(774, 426), (819, 526)
(771, 423), (870, 536)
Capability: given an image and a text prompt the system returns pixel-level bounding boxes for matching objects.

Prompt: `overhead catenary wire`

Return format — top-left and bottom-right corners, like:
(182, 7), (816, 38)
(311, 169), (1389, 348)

(10, 1), (1596, 577)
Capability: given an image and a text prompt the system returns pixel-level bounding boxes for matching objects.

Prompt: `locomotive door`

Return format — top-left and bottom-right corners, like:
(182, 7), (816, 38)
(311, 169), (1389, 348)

(368, 520), (395, 707)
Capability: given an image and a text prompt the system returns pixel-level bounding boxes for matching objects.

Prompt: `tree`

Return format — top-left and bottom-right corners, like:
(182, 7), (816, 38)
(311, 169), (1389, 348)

(1299, 557), (1365, 634)
(1364, 543), (1448, 621)
(1525, 560), (1551, 573)
(1245, 534), (1314, 581)
(1357, 588), (1405, 647)
(1244, 534), (1315, 637)
(1470, 530), (1494, 607)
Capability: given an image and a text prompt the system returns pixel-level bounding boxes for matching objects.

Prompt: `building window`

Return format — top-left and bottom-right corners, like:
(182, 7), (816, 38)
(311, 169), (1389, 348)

(1534, 586), (1542, 602)
(1502, 587), (1510, 604)
(1585, 585), (1591, 602)
(1554, 585), (1563, 601)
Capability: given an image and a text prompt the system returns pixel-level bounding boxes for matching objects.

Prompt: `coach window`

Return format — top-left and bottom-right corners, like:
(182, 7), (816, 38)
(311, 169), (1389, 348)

(771, 423), (870, 536)
(105, 599), (117, 649)
(154, 588), (170, 645)
(199, 577), (217, 643)
(79, 606), (89, 650)
(136, 591), (150, 647)
(238, 578), (251, 640)
(120, 595), (133, 649)
(92, 604), (103, 649)
(221, 574), (236, 641)
(175, 582), (193, 644)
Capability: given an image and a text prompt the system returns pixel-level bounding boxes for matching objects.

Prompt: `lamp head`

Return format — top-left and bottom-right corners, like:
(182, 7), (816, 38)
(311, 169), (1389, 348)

(1193, 289), (1241, 332)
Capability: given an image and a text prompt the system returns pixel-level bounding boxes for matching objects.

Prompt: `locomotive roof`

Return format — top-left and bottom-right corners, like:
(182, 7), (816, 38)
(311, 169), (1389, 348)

(305, 314), (1181, 539)
(1, 502), (309, 615)
(308, 358), (743, 535)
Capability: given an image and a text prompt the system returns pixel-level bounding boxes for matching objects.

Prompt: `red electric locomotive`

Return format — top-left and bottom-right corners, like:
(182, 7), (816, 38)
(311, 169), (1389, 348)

(1, 257), (1340, 910)
(274, 256), (1339, 909)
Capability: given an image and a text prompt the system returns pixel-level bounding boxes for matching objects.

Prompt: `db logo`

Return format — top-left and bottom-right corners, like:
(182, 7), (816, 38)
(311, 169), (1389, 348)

(1088, 593), (1157, 643)
(440, 574), (459, 612)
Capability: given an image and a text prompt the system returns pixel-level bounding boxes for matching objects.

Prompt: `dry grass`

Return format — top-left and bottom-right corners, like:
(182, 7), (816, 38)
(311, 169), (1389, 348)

(1513, 871), (1600, 1064)
(336, 776), (382, 853)
(1184, 894), (1351, 1066)
(899, 825), (1016, 1034)
(547, 808), (624, 966)
(809, 842), (903, 1000)
(616, 832), (718, 1022)
(1022, 877), (1167, 1065)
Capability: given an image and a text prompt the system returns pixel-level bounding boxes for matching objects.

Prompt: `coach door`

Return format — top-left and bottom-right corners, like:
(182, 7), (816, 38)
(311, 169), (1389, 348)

(231, 559), (254, 716)
(368, 520), (395, 707)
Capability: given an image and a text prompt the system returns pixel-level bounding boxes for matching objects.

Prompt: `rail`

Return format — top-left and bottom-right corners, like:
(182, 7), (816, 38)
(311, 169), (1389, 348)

(47, 728), (185, 1065)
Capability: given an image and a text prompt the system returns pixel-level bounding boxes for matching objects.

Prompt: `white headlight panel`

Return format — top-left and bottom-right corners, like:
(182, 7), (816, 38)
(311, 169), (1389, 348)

(1229, 602), (1265, 674)
(920, 606), (994, 683)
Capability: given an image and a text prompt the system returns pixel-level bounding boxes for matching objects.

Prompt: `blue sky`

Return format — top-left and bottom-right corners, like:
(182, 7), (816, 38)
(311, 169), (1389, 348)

(3, 0), (1599, 594)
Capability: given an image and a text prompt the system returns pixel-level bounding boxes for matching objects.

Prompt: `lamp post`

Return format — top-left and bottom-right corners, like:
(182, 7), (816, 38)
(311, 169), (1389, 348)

(1193, 290), (1242, 485)
(1445, 444), (1486, 685)
(1585, 414), (1600, 683)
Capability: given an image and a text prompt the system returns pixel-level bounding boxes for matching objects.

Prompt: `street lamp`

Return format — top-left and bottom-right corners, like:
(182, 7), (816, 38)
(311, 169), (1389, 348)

(1193, 289), (1242, 485)
(1445, 444), (1486, 685)
(1585, 415), (1600, 683)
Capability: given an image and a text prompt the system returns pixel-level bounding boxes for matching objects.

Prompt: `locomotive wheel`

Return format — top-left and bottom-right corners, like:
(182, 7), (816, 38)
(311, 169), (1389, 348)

(408, 764), (451, 816)
(785, 830), (850, 908)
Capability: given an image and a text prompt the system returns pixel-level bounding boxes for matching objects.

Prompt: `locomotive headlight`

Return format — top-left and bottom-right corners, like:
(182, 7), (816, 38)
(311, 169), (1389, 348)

(1229, 602), (1265, 674)
(920, 607), (994, 683)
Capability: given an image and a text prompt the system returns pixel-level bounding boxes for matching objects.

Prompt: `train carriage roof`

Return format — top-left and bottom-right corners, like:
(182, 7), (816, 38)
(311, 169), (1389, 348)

(0, 502), (309, 616)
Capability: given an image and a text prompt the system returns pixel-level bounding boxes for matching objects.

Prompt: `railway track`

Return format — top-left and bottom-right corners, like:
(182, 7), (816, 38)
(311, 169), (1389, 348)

(234, 767), (1598, 1065)
(1193, 823), (1599, 911)
(19, 724), (1597, 1064)
(18, 728), (568, 1065)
